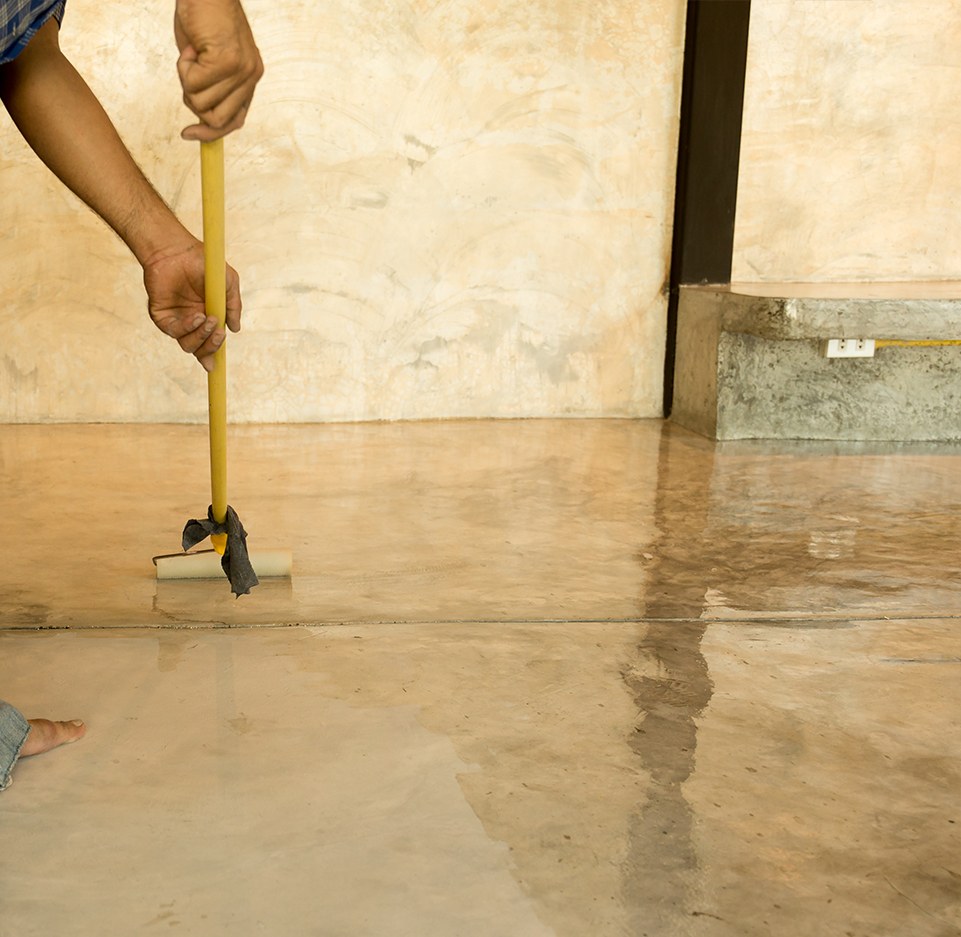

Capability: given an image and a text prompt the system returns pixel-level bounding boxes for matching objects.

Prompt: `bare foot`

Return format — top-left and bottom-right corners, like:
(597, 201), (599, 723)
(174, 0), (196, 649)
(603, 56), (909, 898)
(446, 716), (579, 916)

(21, 719), (86, 757)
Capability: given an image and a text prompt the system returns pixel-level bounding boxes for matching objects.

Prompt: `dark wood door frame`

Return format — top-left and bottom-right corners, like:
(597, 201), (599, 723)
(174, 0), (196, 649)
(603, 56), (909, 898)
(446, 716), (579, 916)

(663, 0), (752, 416)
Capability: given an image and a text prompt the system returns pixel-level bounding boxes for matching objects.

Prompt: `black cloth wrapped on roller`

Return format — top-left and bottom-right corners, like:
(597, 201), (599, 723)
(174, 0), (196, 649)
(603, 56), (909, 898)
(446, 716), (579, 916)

(182, 505), (259, 597)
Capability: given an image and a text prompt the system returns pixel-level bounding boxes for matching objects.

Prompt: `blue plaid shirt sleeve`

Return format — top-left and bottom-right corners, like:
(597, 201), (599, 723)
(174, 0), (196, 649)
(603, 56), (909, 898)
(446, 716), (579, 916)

(0, 0), (66, 65)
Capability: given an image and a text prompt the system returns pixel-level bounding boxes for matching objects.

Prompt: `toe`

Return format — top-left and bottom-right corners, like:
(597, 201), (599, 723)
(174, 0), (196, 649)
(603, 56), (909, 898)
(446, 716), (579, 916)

(22, 718), (86, 757)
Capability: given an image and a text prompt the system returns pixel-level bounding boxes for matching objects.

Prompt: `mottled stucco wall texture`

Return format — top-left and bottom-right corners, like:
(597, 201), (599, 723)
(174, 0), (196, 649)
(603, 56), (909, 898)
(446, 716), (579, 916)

(0, 0), (686, 423)
(734, 0), (961, 283)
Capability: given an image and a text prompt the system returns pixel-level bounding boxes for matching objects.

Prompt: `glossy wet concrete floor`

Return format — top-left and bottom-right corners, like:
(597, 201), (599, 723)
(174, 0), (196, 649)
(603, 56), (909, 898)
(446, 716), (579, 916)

(1, 420), (959, 936)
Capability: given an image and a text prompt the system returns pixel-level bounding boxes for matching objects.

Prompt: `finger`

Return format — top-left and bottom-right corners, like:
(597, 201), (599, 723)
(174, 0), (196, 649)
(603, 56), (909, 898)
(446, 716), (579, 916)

(179, 61), (243, 106)
(183, 82), (253, 134)
(180, 72), (254, 116)
(187, 327), (226, 364)
(178, 56), (258, 116)
(177, 44), (251, 93)
(178, 43), (263, 95)
(176, 316), (219, 354)
(225, 265), (242, 332)
(175, 39), (197, 65)
(154, 311), (207, 340)
(181, 110), (246, 142)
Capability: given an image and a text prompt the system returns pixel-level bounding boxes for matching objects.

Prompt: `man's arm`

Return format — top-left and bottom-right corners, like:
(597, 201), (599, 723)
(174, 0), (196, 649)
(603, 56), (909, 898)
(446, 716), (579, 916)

(0, 19), (240, 368)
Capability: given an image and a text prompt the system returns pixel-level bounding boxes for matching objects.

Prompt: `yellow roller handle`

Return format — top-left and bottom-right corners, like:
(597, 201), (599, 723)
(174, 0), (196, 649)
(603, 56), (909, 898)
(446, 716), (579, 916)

(201, 139), (228, 556)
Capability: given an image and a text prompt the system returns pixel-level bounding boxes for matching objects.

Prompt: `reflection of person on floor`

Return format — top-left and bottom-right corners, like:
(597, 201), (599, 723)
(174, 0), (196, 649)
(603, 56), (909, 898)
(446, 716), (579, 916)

(0, 0), (263, 789)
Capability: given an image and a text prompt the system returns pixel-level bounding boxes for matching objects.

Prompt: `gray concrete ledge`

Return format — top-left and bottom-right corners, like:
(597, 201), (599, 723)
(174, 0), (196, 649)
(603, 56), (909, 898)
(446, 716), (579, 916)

(672, 283), (961, 441)
(691, 282), (961, 341)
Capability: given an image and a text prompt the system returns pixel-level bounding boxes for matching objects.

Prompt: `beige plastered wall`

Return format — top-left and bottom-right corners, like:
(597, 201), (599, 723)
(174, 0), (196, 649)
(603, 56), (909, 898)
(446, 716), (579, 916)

(733, 0), (961, 283)
(0, 0), (686, 423)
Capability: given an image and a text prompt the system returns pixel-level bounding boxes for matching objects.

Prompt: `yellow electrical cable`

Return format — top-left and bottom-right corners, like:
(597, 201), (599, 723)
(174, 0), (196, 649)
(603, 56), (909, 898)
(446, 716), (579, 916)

(200, 139), (228, 556)
(875, 339), (961, 348)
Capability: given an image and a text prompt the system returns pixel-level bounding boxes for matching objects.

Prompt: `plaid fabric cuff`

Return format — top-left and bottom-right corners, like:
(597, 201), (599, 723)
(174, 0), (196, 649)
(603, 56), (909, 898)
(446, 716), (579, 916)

(0, 0), (66, 65)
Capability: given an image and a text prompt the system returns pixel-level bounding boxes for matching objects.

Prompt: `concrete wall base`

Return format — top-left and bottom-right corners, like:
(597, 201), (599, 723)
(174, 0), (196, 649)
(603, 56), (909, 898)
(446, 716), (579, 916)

(672, 284), (961, 441)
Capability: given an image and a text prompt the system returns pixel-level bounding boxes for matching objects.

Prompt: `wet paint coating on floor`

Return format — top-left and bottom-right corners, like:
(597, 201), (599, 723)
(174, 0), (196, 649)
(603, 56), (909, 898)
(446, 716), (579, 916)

(0, 420), (959, 935)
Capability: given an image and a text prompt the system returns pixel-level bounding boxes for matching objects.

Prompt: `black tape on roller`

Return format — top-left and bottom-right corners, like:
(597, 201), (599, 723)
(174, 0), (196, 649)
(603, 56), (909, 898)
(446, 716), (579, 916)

(182, 505), (259, 597)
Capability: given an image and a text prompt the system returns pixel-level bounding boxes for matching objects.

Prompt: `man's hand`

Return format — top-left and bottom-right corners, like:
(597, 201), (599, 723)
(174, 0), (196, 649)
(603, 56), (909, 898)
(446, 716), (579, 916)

(175, 0), (264, 141)
(143, 238), (242, 371)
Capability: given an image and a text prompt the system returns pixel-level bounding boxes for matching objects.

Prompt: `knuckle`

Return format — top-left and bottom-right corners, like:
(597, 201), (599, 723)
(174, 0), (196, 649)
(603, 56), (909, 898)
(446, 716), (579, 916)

(221, 49), (241, 72)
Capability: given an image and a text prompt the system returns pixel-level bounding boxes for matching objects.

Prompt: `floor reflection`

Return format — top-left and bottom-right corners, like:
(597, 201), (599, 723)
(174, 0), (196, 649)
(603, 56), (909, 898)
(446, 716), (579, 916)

(624, 428), (714, 927)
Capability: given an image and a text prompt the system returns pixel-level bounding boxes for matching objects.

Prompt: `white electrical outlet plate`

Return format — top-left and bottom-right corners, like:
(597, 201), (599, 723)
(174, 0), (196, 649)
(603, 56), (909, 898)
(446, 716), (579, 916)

(821, 339), (876, 358)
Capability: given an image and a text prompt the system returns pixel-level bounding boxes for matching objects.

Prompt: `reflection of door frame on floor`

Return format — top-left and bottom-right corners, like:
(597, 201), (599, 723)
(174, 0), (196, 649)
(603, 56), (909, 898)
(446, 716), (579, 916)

(664, 0), (752, 416)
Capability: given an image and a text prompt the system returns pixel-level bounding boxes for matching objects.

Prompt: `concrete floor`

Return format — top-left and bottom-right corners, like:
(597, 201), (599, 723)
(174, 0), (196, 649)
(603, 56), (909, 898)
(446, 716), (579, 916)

(0, 420), (958, 936)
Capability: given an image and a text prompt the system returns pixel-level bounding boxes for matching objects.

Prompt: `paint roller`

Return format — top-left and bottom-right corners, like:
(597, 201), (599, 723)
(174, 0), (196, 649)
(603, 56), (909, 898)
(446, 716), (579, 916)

(153, 139), (291, 592)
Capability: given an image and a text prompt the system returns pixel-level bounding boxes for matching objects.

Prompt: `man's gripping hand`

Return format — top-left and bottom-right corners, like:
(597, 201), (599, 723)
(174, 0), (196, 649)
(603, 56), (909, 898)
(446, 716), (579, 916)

(175, 0), (264, 141)
(143, 237), (242, 371)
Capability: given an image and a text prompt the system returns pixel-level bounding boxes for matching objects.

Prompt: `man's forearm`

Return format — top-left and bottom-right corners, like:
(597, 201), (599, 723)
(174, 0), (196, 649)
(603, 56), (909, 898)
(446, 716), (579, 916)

(0, 20), (192, 265)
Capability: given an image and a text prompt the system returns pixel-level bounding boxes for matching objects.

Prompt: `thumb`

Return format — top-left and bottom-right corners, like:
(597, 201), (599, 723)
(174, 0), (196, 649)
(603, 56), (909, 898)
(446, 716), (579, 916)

(177, 44), (199, 81)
